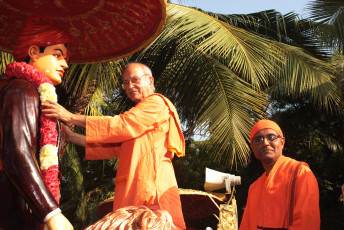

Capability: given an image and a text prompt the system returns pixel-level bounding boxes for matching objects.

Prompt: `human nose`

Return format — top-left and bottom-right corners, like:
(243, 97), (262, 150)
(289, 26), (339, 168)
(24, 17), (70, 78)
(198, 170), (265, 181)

(127, 81), (136, 88)
(261, 137), (270, 145)
(127, 82), (136, 89)
(122, 82), (133, 90)
(60, 59), (68, 69)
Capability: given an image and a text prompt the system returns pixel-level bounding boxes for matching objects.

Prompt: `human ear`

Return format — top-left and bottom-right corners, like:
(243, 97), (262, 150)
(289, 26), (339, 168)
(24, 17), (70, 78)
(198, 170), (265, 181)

(149, 76), (154, 86)
(28, 45), (40, 62)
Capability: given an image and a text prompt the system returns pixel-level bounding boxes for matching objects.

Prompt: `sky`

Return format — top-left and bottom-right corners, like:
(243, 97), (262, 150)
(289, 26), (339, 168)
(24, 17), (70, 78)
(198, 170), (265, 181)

(170, 0), (314, 18)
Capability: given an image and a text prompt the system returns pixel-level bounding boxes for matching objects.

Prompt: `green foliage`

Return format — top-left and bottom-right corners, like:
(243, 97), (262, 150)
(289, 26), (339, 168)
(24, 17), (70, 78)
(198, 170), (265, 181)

(60, 143), (86, 229)
(308, 0), (344, 53)
(174, 139), (229, 190)
(173, 139), (231, 229)
(60, 131), (118, 228)
(209, 10), (327, 59)
(0, 51), (13, 73)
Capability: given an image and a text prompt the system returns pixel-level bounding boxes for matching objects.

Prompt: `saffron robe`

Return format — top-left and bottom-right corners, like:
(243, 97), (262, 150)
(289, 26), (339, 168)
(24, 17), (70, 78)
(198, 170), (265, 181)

(86, 94), (186, 229)
(239, 155), (320, 230)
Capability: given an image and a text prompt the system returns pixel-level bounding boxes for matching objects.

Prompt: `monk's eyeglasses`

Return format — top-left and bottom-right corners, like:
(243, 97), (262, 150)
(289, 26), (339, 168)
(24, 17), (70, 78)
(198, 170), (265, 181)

(122, 74), (149, 89)
(251, 134), (281, 145)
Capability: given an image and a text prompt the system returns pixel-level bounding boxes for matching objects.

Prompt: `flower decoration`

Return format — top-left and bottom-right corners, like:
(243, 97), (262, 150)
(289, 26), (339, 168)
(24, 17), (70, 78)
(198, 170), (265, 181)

(5, 62), (60, 203)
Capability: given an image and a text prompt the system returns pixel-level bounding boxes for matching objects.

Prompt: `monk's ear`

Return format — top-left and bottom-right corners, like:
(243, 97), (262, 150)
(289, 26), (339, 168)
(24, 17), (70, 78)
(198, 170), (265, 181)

(148, 76), (154, 86)
(28, 45), (40, 62)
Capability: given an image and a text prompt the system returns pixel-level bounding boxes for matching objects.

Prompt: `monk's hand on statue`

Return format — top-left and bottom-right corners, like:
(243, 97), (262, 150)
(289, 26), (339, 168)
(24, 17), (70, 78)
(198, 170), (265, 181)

(42, 100), (72, 122)
(61, 123), (74, 142)
(46, 212), (74, 230)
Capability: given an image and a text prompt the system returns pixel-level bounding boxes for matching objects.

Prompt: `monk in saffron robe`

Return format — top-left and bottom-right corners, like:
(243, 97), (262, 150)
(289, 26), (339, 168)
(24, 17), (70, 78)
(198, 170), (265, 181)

(43, 63), (186, 229)
(239, 119), (320, 230)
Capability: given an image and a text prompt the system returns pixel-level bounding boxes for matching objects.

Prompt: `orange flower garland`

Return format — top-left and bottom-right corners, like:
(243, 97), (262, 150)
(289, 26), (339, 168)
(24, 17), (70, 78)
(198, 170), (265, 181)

(6, 62), (60, 203)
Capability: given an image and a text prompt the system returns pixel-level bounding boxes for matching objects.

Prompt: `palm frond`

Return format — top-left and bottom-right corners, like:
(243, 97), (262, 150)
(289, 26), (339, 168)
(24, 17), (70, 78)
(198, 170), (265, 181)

(85, 60), (126, 116)
(60, 60), (124, 116)
(268, 43), (343, 112)
(212, 10), (328, 59)
(0, 51), (13, 74)
(164, 4), (284, 88)
(60, 143), (86, 228)
(307, 0), (344, 53)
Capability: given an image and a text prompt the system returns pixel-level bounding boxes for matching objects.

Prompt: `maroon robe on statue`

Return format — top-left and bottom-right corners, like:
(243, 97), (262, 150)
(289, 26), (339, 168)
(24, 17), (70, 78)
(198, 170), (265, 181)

(0, 78), (60, 229)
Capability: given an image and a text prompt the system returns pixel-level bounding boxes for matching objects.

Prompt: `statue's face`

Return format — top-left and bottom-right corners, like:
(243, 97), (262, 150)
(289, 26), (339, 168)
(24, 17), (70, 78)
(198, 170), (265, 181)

(31, 44), (68, 85)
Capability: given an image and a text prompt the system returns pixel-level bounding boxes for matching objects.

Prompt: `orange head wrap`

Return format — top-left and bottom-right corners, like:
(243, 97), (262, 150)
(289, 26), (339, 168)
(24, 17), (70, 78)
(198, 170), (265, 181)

(250, 119), (284, 141)
(12, 16), (71, 62)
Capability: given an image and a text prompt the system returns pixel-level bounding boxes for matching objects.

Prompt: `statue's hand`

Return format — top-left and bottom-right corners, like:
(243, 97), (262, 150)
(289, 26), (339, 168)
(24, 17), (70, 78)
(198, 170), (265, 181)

(46, 212), (74, 230)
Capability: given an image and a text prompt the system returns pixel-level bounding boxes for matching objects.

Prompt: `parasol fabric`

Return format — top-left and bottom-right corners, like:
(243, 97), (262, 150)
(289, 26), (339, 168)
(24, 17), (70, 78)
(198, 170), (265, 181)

(0, 0), (166, 64)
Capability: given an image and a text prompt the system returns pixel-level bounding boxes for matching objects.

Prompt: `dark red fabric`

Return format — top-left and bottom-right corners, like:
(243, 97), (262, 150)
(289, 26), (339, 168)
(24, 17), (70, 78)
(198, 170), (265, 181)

(0, 78), (59, 228)
(0, 0), (166, 63)
(12, 16), (70, 62)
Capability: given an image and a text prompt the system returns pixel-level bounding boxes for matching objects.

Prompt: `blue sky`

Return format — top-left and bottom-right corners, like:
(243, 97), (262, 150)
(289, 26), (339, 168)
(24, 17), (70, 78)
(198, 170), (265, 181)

(170, 0), (313, 18)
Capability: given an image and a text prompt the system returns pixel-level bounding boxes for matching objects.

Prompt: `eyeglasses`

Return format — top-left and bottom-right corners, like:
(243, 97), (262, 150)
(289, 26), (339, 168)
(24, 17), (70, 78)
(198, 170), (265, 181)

(122, 75), (149, 89)
(251, 134), (281, 145)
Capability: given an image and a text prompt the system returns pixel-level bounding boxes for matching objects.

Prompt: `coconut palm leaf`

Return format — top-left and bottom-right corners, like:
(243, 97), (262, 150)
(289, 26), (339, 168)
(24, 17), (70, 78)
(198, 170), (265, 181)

(268, 42), (342, 112)
(59, 61), (124, 116)
(60, 143), (87, 229)
(162, 4), (285, 88)
(0, 51), (13, 75)
(211, 10), (328, 59)
(307, 0), (344, 53)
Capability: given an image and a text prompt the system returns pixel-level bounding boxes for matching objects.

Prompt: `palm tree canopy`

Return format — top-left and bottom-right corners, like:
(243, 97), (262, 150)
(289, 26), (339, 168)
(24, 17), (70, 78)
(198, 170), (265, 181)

(307, 0), (344, 53)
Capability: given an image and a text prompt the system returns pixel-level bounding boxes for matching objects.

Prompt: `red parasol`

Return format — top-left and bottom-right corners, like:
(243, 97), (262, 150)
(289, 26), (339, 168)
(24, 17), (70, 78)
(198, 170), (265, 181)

(0, 0), (166, 63)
